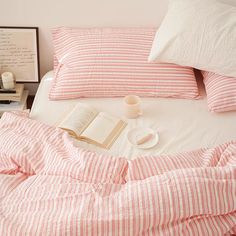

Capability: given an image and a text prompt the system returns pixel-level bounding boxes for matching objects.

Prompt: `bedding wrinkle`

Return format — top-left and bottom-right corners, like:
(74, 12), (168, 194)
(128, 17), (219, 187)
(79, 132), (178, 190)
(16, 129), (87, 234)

(0, 112), (236, 235)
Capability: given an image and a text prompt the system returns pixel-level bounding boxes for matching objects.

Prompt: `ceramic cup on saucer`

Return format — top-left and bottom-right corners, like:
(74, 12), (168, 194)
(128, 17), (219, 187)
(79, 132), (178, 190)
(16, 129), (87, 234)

(123, 95), (142, 119)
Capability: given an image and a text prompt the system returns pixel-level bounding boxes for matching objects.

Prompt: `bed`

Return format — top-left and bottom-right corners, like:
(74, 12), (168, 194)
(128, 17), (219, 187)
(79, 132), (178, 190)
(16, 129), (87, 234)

(1, 11), (236, 234)
(0, 70), (235, 235)
(1, 76), (236, 236)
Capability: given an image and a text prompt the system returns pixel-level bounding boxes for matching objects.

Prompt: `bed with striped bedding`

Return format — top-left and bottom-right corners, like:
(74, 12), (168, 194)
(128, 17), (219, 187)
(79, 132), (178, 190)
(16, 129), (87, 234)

(0, 111), (236, 235)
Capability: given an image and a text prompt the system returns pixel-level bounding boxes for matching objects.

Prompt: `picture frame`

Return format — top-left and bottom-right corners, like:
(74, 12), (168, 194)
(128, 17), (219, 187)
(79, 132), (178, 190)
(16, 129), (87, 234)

(0, 26), (40, 83)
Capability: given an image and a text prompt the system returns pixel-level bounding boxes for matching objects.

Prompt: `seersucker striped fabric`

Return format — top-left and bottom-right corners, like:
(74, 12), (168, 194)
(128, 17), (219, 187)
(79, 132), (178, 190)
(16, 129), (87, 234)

(0, 111), (236, 235)
(202, 71), (236, 112)
(49, 27), (199, 100)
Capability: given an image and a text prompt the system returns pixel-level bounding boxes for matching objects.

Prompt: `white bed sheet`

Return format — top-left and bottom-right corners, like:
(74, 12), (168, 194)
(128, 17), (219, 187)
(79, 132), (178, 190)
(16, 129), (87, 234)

(30, 71), (236, 159)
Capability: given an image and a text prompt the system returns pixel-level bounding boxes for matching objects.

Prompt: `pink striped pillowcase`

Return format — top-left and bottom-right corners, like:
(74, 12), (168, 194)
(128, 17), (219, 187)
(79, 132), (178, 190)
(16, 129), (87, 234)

(202, 71), (236, 112)
(49, 27), (199, 100)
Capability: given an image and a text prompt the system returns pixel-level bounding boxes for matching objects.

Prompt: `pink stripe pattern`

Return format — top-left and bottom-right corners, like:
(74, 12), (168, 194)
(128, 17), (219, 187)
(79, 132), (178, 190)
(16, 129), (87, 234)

(49, 27), (199, 100)
(0, 112), (235, 235)
(202, 71), (236, 112)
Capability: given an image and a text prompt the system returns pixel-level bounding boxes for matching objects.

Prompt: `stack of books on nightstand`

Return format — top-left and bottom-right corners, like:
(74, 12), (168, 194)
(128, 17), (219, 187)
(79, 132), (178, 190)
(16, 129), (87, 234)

(0, 84), (29, 116)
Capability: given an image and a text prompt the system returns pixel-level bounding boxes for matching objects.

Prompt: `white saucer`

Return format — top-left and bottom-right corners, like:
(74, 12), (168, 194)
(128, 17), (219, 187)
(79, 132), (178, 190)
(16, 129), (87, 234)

(127, 127), (159, 149)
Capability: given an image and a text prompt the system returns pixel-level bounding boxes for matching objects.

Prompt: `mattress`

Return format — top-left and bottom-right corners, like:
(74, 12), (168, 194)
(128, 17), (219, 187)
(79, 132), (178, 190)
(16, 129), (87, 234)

(30, 71), (236, 159)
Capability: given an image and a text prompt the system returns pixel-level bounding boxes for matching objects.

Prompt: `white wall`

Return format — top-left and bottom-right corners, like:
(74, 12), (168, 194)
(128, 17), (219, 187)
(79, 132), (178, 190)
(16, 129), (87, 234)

(0, 0), (168, 94)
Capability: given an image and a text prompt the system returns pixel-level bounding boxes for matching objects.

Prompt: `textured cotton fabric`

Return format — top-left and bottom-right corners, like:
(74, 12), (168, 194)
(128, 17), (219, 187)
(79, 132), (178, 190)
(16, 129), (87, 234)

(149, 0), (236, 78)
(202, 71), (236, 112)
(0, 112), (236, 235)
(49, 27), (199, 100)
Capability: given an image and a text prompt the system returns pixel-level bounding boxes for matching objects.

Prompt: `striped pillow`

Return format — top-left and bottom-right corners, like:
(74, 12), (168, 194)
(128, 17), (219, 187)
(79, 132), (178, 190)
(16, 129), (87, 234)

(202, 71), (236, 112)
(49, 27), (199, 100)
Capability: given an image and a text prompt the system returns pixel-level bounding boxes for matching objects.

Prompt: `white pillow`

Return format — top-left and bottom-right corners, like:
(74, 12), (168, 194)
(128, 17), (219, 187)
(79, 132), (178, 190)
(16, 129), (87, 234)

(149, 0), (236, 78)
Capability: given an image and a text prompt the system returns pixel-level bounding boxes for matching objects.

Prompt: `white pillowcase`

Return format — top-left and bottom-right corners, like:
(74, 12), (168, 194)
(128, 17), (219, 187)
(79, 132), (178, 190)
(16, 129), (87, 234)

(148, 0), (236, 78)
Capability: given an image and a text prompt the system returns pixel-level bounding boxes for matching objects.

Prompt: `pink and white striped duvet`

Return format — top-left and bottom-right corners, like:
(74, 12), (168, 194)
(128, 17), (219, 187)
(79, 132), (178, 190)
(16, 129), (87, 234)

(0, 112), (236, 235)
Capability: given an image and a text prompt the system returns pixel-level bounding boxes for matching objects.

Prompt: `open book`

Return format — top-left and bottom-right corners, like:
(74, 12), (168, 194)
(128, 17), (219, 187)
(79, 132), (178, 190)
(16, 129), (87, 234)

(59, 104), (127, 149)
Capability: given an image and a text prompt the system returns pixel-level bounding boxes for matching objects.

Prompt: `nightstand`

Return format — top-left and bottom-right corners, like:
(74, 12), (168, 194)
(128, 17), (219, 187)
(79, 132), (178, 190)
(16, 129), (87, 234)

(0, 90), (29, 116)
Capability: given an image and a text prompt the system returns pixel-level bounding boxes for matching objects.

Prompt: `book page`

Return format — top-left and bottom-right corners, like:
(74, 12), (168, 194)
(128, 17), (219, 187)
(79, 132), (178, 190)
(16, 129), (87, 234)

(59, 103), (97, 136)
(80, 112), (120, 144)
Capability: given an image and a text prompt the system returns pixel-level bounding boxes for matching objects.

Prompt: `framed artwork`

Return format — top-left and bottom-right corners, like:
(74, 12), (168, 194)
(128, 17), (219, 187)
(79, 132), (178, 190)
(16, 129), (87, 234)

(0, 26), (40, 83)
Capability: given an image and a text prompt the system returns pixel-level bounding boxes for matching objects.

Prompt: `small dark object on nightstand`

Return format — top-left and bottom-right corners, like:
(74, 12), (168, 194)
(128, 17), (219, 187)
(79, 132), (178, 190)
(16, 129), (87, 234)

(0, 100), (11, 104)
(0, 89), (16, 93)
